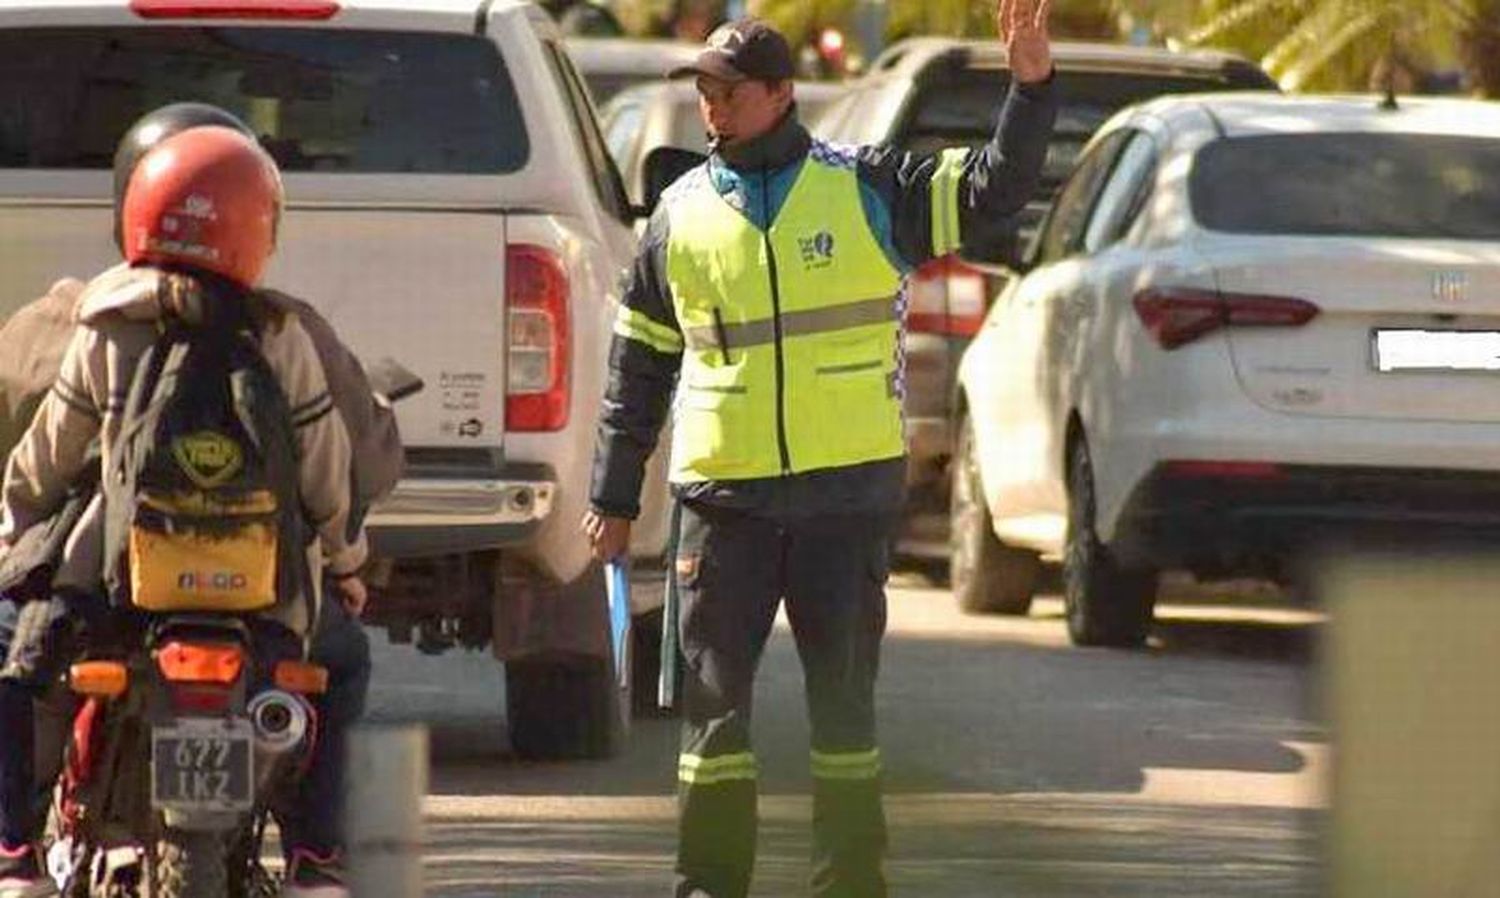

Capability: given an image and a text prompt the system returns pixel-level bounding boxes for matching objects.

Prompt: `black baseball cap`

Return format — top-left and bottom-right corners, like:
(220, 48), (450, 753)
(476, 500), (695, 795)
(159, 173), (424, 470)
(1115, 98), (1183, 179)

(668, 18), (796, 83)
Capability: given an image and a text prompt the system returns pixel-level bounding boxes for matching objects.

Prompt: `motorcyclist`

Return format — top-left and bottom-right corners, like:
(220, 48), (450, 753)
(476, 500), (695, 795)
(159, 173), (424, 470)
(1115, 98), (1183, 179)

(0, 120), (369, 898)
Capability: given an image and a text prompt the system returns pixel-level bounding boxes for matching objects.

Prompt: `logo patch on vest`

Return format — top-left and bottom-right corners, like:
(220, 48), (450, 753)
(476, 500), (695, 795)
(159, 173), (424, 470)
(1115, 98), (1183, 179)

(171, 431), (244, 489)
(798, 231), (836, 270)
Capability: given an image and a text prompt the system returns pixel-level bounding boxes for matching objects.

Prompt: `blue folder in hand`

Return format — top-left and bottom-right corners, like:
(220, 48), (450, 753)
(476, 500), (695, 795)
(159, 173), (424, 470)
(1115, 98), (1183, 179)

(606, 559), (631, 689)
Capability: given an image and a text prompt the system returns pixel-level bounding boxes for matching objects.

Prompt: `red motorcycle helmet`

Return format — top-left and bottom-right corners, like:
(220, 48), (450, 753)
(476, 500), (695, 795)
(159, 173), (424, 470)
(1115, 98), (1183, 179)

(120, 125), (283, 289)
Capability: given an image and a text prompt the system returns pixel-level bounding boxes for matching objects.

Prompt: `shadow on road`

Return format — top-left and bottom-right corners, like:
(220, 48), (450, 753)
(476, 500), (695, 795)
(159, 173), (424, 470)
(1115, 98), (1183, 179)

(1151, 615), (1319, 663)
(419, 778), (1318, 897)
(425, 591), (1323, 798)
(407, 584), (1322, 897)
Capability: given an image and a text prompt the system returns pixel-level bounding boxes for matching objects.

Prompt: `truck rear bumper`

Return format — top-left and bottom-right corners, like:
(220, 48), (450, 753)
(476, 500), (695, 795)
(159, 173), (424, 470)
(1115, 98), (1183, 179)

(367, 461), (556, 558)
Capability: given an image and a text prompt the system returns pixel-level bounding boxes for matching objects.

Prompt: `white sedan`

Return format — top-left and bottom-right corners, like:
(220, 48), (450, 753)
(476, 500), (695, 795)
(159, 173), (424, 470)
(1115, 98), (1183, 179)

(952, 92), (1500, 646)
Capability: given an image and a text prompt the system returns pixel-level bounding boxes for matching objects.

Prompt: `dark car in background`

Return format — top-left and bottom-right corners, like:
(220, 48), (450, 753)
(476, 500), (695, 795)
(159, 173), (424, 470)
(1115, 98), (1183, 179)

(812, 38), (1278, 563)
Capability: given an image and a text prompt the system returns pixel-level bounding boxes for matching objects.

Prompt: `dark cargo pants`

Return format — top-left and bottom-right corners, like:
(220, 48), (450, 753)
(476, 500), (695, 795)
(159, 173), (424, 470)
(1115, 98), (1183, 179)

(673, 501), (892, 898)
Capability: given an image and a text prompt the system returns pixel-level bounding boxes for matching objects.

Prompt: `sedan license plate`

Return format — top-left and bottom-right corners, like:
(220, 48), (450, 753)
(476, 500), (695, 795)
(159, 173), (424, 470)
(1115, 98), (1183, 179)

(151, 719), (254, 813)
(1374, 329), (1500, 373)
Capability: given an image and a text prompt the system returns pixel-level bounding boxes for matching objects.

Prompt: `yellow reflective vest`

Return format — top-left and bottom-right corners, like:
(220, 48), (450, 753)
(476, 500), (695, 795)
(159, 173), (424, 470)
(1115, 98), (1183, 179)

(659, 153), (907, 483)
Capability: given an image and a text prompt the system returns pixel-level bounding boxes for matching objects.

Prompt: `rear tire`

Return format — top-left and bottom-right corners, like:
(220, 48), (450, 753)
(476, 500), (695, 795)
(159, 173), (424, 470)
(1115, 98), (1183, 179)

(1064, 439), (1156, 648)
(506, 653), (627, 760)
(951, 415), (1041, 615)
(157, 828), (228, 898)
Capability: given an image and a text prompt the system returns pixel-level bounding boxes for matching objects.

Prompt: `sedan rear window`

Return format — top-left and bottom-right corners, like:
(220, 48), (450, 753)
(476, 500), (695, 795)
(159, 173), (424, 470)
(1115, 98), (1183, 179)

(0, 27), (528, 174)
(1191, 133), (1500, 240)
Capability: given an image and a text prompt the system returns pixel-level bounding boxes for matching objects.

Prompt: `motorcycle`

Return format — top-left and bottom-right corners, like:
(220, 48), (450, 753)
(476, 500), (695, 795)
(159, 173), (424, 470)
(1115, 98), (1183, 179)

(42, 612), (326, 897)
(27, 357), (422, 897)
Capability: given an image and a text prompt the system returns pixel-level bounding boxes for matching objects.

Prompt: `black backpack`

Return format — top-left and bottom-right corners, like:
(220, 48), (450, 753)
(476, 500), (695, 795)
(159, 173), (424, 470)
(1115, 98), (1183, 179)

(102, 288), (311, 619)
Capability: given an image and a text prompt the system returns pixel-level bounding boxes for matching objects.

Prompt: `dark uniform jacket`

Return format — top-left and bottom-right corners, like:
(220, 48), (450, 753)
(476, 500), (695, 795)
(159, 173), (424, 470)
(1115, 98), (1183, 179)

(591, 77), (1058, 520)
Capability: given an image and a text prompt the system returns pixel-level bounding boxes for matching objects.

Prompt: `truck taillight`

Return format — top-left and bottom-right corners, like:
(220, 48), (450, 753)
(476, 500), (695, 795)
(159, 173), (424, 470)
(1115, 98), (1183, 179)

(907, 257), (990, 337)
(506, 245), (570, 433)
(1132, 287), (1320, 350)
(130, 0), (339, 18)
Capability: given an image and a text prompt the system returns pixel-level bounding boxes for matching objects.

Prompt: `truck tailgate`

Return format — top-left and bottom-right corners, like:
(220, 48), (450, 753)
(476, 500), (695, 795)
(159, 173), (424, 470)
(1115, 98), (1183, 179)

(267, 207), (508, 450)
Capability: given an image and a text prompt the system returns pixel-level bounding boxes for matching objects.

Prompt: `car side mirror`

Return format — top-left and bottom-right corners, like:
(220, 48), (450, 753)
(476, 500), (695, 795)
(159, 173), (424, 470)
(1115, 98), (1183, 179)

(635, 146), (707, 219)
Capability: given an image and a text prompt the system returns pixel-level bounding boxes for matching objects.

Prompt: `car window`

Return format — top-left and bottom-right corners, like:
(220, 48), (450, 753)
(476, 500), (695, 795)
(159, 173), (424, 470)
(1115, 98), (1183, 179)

(544, 42), (632, 222)
(1083, 130), (1158, 253)
(1191, 132), (1500, 240)
(602, 98), (646, 170)
(1037, 131), (1129, 264)
(0, 27), (527, 174)
(898, 66), (1267, 201)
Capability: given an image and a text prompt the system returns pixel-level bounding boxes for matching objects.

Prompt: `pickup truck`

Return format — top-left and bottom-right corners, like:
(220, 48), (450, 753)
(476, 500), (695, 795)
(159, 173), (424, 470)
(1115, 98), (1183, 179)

(0, 0), (673, 759)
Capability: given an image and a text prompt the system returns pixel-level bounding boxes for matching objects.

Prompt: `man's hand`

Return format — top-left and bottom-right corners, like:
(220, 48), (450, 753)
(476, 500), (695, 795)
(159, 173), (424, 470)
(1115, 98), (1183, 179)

(1000, 0), (1053, 85)
(335, 575), (369, 618)
(582, 509), (632, 563)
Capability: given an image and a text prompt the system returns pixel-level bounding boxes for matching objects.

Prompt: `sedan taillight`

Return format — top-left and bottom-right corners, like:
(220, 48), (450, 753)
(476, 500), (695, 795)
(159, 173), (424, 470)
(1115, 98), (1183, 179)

(1132, 287), (1320, 350)
(506, 245), (571, 432)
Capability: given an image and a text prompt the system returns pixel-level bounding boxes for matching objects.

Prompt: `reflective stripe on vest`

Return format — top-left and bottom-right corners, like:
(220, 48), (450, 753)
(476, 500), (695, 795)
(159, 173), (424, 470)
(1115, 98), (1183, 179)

(664, 153), (907, 483)
(681, 294), (899, 353)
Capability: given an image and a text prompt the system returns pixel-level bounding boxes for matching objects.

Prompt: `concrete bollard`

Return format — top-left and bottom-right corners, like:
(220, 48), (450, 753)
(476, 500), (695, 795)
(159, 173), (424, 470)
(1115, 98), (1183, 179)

(345, 724), (428, 898)
(1321, 551), (1500, 897)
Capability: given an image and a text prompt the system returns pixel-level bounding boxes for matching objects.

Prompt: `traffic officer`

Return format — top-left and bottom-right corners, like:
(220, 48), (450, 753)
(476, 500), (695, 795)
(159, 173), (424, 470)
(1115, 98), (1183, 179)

(584, 4), (1056, 896)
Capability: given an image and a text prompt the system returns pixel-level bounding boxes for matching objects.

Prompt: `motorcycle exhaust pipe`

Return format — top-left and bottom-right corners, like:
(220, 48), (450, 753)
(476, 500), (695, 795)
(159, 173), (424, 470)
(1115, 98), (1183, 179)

(248, 690), (311, 756)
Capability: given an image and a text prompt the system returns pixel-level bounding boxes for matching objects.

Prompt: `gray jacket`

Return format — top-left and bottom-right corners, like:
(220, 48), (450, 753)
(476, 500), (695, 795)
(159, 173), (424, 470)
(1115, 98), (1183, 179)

(0, 269), (402, 530)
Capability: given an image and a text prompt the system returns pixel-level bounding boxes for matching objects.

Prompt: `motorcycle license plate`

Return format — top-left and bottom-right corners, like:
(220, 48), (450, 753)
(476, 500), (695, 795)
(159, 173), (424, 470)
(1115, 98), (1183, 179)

(151, 719), (255, 813)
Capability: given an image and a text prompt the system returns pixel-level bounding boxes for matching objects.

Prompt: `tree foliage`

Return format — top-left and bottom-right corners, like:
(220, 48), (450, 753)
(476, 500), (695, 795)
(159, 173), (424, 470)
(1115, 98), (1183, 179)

(746, 0), (858, 48)
(607, 0), (1500, 96)
(1133, 0), (1500, 96)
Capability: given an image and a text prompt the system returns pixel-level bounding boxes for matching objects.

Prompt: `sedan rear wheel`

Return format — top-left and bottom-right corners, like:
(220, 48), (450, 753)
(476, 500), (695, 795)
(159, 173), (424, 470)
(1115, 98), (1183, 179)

(1064, 438), (1156, 647)
(951, 415), (1041, 615)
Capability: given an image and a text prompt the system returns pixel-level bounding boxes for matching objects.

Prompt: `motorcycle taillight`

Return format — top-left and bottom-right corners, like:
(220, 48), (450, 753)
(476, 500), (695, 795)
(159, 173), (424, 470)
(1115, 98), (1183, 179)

(156, 641), (244, 685)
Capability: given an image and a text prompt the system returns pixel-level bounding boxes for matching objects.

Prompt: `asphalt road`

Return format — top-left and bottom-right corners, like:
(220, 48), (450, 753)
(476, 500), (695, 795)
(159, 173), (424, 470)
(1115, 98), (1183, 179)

(363, 571), (1326, 897)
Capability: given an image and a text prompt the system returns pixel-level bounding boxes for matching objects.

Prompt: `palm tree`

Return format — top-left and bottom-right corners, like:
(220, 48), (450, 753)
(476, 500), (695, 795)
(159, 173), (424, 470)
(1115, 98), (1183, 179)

(1174, 0), (1498, 96)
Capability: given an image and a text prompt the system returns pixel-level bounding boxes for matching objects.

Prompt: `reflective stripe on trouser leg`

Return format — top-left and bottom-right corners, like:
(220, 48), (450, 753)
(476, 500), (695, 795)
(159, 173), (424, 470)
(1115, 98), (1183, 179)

(810, 746), (886, 898)
(677, 742), (760, 898)
(783, 512), (894, 898)
(679, 751), (758, 786)
(811, 748), (882, 781)
(674, 502), (784, 898)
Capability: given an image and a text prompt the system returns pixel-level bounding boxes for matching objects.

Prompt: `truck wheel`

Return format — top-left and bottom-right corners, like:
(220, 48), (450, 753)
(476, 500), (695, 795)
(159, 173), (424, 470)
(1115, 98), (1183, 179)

(951, 415), (1041, 615)
(506, 653), (627, 760)
(1064, 439), (1157, 648)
